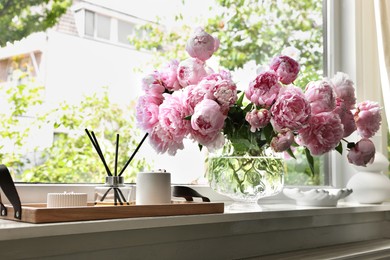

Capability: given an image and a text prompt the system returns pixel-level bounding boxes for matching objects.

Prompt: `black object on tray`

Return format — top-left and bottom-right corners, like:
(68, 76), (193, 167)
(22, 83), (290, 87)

(172, 186), (210, 202)
(0, 165), (22, 220)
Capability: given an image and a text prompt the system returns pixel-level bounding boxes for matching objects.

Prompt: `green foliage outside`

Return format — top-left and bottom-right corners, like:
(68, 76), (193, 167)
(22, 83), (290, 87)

(0, 0), (71, 46)
(21, 89), (150, 183)
(0, 70), (44, 173)
(130, 0), (324, 185)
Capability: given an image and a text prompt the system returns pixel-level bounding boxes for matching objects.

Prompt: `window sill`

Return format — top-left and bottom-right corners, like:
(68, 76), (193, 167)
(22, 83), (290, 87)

(1, 202), (390, 258)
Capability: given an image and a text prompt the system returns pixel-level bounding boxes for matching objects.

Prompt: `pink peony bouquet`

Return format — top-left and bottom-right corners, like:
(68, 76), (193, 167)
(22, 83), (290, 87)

(136, 27), (382, 171)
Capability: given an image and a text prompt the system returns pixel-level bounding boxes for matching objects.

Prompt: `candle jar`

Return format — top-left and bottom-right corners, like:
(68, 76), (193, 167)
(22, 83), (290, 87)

(95, 176), (135, 205)
(136, 170), (171, 205)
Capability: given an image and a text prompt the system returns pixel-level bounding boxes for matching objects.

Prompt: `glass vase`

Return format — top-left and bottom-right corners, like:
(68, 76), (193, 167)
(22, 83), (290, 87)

(207, 144), (284, 204)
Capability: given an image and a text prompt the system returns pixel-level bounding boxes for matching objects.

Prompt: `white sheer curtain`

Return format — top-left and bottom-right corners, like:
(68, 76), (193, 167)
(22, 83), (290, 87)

(374, 0), (390, 130)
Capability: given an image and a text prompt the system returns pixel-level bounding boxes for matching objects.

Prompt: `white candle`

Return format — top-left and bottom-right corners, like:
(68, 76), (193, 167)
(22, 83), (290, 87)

(136, 171), (171, 205)
(47, 192), (88, 208)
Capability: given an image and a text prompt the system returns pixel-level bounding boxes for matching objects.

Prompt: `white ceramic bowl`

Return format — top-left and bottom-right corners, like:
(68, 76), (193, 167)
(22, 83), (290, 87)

(283, 188), (353, 207)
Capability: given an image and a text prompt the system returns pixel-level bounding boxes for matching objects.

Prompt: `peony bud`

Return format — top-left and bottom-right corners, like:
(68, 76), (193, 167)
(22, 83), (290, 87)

(271, 130), (294, 152)
(186, 27), (219, 61)
(269, 55), (300, 85)
(245, 109), (271, 132)
(347, 138), (376, 166)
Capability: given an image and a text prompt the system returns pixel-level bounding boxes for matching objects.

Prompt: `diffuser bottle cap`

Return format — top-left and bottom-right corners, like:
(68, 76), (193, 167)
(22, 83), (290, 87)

(105, 176), (125, 187)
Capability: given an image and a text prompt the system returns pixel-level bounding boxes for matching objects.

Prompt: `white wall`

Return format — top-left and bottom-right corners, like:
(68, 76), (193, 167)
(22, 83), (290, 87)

(44, 31), (151, 106)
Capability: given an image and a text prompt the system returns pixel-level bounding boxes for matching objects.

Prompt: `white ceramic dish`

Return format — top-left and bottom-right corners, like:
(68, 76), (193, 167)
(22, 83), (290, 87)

(283, 188), (353, 207)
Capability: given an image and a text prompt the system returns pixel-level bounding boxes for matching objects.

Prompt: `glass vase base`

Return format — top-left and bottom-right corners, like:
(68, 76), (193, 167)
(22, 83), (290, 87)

(226, 201), (261, 212)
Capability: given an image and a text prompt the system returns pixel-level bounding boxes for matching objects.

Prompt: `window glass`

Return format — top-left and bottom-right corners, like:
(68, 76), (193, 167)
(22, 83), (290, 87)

(84, 10), (94, 37)
(0, 0), (324, 185)
(118, 20), (134, 44)
(96, 14), (110, 40)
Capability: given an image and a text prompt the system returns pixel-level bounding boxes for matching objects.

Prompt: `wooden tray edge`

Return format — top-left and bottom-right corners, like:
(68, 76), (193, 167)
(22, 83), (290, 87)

(0, 201), (224, 224)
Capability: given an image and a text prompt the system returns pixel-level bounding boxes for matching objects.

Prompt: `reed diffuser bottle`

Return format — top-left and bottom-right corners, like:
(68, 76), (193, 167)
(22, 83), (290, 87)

(95, 176), (134, 205)
(85, 129), (148, 206)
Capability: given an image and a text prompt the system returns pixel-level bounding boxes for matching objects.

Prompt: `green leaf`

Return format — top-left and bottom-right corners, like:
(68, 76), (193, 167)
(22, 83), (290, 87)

(335, 142), (343, 155)
(243, 103), (253, 113)
(236, 92), (245, 107)
(184, 115), (192, 120)
(304, 148), (315, 176)
(262, 123), (274, 144)
(286, 147), (296, 159)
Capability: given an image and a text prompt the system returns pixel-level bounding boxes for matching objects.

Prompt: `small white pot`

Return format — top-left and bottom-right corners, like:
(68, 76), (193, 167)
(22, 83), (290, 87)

(136, 171), (171, 205)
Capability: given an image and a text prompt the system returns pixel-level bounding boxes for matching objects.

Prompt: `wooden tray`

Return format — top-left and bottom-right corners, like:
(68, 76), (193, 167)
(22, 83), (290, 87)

(0, 201), (224, 224)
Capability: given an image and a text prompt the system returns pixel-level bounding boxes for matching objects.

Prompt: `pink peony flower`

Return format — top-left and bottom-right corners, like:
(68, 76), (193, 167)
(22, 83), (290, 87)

(305, 79), (336, 114)
(160, 59), (182, 91)
(333, 98), (356, 137)
(149, 123), (185, 155)
(177, 58), (208, 87)
(190, 99), (226, 152)
(191, 99), (225, 136)
(136, 95), (161, 132)
(183, 84), (207, 112)
(216, 69), (232, 81)
(271, 130), (294, 152)
(298, 111), (344, 156)
(270, 86), (311, 132)
(186, 27), (219, 61)
(191, 131), (225, 152)
(245, 70), (281, 107)
(142, 71), (165, 98)
(205, 70), (232, 81)
(197, 79), (217, 101)
(269, 55), (300, 84)
(331, 72), (356, 110)
(205, 76), (237, 114)
(347, 138), (375, 166)
(245, 109), (271, 132)
(354, 101), (381, 138)
(158, 92), (192, 144)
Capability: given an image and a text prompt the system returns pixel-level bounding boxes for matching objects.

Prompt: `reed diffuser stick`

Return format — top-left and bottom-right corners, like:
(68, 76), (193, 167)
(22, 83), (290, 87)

(118, 133), (148, 176)
(85, 129), (112, 176)
(117, 188), (130, 205)
(91, 131), (112, 176)
(114, 134), (119, 176)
